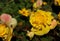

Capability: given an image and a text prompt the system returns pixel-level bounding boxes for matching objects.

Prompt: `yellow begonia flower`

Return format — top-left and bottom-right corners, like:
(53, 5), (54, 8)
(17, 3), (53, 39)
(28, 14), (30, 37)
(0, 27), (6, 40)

(0, 24), (13, 41)
(29, 10), (55, 35)
(19, 8), (30, 17)
(54, 0), (60, 6)
(30, 10), (54, 28)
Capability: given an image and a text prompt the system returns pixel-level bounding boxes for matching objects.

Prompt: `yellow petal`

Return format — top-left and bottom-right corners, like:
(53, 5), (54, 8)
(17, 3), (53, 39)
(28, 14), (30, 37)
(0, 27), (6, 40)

(0, 24), (6, 36)
(27, 31), (34, 40)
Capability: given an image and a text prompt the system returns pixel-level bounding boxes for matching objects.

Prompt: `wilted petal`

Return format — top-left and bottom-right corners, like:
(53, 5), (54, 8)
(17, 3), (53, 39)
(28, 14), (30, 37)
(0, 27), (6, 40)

(50, 19), (57, 29)
(7, 18), (17, 29)
(0, 13), (12, 23)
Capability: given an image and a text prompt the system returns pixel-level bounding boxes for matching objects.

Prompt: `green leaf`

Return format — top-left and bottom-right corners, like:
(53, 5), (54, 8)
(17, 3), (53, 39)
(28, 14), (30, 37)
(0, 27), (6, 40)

(41, 36), (53, 41)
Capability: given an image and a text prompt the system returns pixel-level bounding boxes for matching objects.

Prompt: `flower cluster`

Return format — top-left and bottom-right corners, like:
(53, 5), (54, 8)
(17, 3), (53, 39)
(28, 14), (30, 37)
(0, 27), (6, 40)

(27, 10), (57, 39)
(18, 0), (59, 40)
(0, 0), (60, 41)
(0, 13), (17, 41)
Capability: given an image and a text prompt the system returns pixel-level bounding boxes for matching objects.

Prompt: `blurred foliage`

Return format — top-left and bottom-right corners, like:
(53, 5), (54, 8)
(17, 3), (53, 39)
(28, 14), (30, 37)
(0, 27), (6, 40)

(0, 0), (60, 41)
